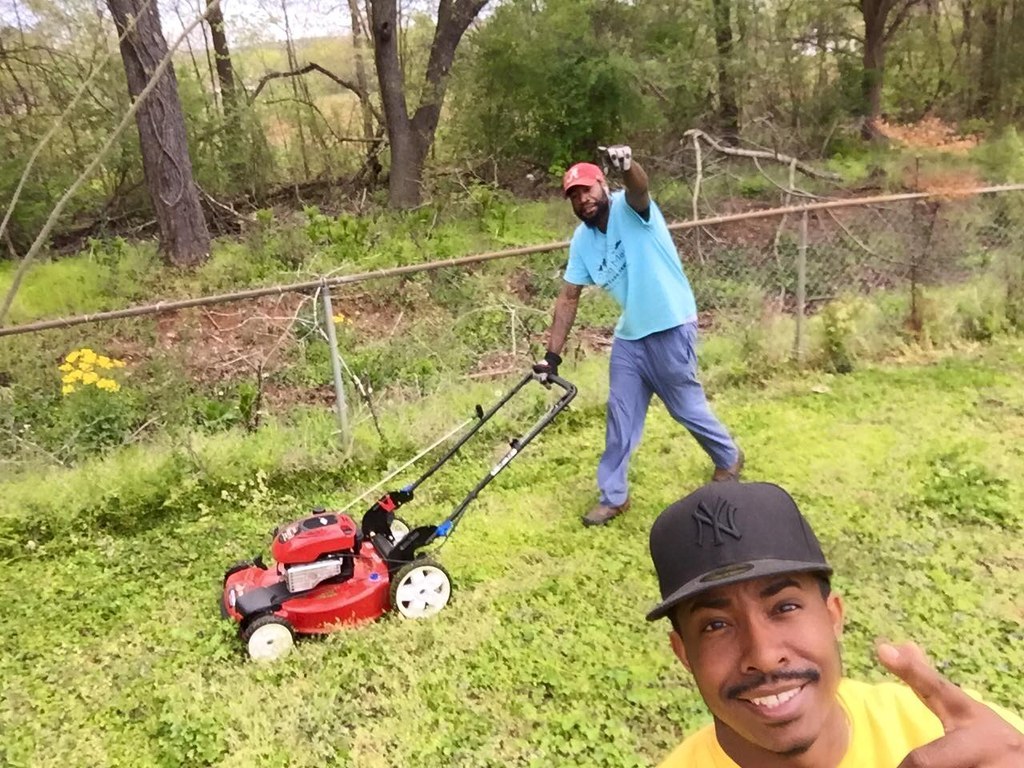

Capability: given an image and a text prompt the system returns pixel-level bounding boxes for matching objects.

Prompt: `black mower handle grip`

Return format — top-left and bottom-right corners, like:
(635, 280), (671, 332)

(536, 371), (576, 399)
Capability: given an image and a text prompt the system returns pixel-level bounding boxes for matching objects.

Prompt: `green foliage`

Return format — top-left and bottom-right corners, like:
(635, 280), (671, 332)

(1, 246), (150, 324)
(954, 282), (1007, 342)
(463, 183), (520, 240)
(55, 384), (140, 457)
(190, 382), (261, 432)
(913, 446), (1015, 529)
(824, 139), (896, 185)
(737, 174), (771, 198)
(448, 0), (670, 169)
(820, 297), (861, 373)
(304, 205), (372, 257)
(971, 127), (1024, 183)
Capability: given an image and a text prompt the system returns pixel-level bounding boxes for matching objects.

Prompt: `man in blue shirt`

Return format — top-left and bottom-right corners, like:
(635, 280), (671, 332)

(535, 145), (743, 527)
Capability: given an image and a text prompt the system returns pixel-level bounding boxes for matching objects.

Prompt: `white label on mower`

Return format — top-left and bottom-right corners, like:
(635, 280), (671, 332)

(490, 448), (518, 476)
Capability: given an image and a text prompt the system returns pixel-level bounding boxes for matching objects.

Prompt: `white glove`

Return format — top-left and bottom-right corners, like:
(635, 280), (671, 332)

(602, 145), (632, 172)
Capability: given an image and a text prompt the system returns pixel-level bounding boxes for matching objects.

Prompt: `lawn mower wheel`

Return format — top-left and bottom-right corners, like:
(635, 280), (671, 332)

(390, 558), (452, 619)
(242, 614), (295, 662)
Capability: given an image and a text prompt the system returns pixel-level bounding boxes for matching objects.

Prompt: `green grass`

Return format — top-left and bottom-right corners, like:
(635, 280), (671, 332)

(2, 340), (1023, 767)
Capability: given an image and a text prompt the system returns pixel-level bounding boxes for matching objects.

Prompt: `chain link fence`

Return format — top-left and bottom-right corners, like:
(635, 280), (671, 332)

(678, 188), (1024, 362)
(2, 187), (1023, 467)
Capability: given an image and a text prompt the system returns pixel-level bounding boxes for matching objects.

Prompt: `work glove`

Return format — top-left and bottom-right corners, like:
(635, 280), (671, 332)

(602, 145), (632, 172)
(532, 350), (561, 381)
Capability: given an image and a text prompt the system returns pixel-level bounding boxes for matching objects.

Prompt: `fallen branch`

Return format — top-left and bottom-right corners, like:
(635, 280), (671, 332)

(197, 184), (252, 224)
(682, 129), (841, 181)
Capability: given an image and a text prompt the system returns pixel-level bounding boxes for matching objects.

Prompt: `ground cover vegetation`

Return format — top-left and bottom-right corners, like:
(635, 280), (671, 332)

(1, 340), (1023, 767)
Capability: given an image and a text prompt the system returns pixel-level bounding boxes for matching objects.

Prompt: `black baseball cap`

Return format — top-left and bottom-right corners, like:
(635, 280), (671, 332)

(646, 482), (832, 622)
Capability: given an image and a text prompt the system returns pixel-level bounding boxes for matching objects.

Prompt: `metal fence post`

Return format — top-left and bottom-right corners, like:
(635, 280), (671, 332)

(320, 283), (350, 443)
(794, 209), (808, 365)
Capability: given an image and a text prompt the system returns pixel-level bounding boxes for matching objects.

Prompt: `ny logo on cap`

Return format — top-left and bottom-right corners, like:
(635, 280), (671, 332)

(693, 498), (742, 547)
(566, 166), (579, 181)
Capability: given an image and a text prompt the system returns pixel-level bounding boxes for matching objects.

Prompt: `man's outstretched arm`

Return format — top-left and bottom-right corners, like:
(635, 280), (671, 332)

(604, 144), (650, 216)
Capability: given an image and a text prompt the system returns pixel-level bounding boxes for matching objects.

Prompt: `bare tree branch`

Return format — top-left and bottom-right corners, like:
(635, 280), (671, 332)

(250, 61), (383, 125)
(682, 129), (841, 180)
(884, 0), (925, 42)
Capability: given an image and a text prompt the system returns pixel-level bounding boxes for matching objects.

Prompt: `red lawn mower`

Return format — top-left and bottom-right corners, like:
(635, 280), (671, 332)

(221, 371), (576, 661)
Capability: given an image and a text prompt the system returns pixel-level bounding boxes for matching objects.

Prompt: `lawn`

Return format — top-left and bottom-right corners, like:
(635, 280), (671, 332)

(1, 340), (1022, 767)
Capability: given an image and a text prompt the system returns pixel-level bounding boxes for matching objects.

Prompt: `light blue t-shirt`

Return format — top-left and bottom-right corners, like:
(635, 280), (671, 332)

(564, 190), (697, 340)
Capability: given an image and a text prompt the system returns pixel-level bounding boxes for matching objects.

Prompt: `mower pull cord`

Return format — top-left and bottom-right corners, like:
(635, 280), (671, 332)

(360, 403), (490, 541)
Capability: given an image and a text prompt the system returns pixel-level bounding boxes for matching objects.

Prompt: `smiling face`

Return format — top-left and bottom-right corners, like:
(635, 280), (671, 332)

(566, 181), (610, 227)
(670, 573), (847, 767)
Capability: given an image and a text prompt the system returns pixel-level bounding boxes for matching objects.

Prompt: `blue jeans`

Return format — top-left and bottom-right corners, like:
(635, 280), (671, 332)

(597, 322), (739, 506)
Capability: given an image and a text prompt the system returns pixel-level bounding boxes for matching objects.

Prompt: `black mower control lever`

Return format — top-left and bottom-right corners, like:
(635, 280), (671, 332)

(361, 488), (413, 539)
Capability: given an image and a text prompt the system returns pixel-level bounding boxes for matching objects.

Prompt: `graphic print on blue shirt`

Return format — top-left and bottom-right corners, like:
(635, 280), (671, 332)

(563, 191), (697, 340)
(592, 238), (626, 293)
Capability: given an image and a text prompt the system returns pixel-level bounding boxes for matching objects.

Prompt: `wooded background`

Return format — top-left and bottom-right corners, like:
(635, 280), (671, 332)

(3, 0), (1023, 269)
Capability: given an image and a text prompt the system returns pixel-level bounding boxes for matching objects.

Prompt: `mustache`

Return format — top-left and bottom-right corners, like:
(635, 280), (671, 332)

(725, 669), (820, 700)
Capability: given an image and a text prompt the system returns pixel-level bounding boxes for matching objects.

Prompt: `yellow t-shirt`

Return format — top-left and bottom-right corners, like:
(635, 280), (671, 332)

(658, 678), (1024, 768)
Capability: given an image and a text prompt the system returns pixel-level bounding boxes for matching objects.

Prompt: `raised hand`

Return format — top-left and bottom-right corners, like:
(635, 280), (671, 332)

(601, 145), (632, 172)
(877, 642), (1023, 767)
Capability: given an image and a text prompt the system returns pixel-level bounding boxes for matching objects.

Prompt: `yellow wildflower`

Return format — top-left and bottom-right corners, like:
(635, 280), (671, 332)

(59, 347), (126, 394)
(332, 313), (349, 325)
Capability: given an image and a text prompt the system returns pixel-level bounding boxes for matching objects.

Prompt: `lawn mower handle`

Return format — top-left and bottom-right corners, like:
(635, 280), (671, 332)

(404, 370), (574, 494)
(372, 371), (576, 563)
(362, 370), (577, 540)
(423, 370), (576, 541)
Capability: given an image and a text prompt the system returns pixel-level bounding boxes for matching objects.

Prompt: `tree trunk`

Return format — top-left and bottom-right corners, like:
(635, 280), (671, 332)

(369, 0), (487, 208)
(281, 0), (311, 179)
(975, 0), (1002, 118)
(106, 0), (211, 267)
(711, 0), (739, 143)
(347, 0), (375, 139)
(860, 1), (888, 140)
(206, 0), (237, 113)
(348, 0), (382, 181)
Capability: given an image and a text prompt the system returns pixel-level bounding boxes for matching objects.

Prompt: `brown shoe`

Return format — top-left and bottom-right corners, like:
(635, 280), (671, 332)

(712, 448), (745, 482)
(582, 498), (630, 527)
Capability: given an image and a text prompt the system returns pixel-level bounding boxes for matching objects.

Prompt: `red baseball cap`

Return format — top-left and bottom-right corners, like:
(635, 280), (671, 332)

(562, 162), (605, 195)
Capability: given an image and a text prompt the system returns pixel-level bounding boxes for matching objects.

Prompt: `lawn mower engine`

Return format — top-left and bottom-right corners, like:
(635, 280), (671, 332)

(222, 500), (451, 662)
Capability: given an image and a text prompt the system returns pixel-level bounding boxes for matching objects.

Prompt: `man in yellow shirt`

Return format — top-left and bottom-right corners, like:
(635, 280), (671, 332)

(646, 481), (1023, 767)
